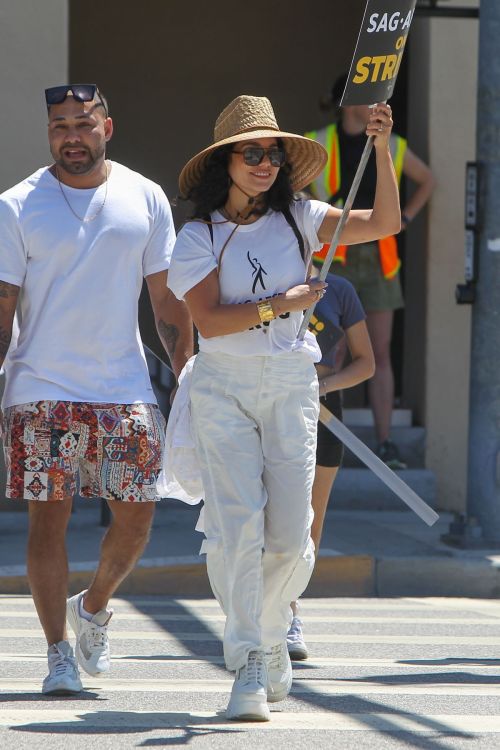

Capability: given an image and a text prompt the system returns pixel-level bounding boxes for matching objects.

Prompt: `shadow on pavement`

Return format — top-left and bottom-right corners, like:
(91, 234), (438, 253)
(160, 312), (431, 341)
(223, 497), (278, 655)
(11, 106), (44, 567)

(0, 690), (102, 702)
(9, 710), (243, 737)
(124, 597), (477, 749)
(401, 658), (500, 667)
(128, 598), (226, 671)
(289, 692), (474, 750)
(4, 597), (483, 748)
(334, 669), (500, 685)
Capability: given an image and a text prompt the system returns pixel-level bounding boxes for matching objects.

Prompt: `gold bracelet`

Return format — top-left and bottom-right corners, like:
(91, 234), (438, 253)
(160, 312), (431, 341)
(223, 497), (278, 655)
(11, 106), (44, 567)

(256, 300), (275, 323)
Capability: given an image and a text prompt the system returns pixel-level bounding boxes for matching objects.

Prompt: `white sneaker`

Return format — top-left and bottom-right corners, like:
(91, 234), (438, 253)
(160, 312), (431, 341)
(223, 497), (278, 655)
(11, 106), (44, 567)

(226, 650), (270, 721)
(66, 590), (113, 676)
(42, 640), (82, 695)
(287, 616), (308, 660)
(265, 641), (292, 702)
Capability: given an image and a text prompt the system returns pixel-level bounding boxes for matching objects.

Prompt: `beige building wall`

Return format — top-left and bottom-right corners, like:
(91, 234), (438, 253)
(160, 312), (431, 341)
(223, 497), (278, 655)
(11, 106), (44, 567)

(0, 0), (68, 503)
(408, 3), (479, 511)
(0, 0), (69, 192)
(69, 0), (367, 212)
(0, 1), (481, 515)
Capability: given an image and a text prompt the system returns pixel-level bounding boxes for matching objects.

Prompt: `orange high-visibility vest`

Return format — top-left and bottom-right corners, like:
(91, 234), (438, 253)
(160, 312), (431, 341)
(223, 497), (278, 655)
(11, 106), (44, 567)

(304, 123), (407, 279)
(313, 234), (401, 279)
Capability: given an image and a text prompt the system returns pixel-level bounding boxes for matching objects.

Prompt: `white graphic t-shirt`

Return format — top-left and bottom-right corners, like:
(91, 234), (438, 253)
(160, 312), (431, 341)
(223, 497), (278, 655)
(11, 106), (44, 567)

(168, 199), (329, 359)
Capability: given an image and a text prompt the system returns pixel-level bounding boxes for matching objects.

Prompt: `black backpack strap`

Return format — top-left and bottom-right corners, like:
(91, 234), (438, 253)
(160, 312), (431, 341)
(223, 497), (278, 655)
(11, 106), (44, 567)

(282, 206), (305, 262)
(203, 214), (213, 244)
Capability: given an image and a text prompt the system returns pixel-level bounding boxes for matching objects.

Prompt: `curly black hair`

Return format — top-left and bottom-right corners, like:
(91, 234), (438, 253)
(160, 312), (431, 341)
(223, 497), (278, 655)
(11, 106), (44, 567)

(185, 141), (295, 218)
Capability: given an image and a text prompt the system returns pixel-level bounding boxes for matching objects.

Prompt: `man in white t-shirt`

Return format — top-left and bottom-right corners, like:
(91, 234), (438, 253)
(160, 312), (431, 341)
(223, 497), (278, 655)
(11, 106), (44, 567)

(0, 84), (193, 696)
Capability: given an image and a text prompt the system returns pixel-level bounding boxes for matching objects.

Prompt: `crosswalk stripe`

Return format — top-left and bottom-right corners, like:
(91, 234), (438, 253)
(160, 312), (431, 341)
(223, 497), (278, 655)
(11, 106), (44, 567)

(2, 610), (499, 625)
(2, 594), (500, 744)
(0, 653), (499, 670)
(3, 595), (500, 614)
(0, 653), (498, 668)
(133, 598), (500, 612)
(3, 677), (500, 696)
(1, 709), (500, 733)
(0, 653), (226, 664)
(407, 597), (500, 609)
(1, 628), (500, 644)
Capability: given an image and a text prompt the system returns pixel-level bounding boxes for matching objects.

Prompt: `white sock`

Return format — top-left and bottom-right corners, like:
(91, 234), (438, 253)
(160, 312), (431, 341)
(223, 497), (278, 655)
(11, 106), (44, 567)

(79, 596), (94, 622)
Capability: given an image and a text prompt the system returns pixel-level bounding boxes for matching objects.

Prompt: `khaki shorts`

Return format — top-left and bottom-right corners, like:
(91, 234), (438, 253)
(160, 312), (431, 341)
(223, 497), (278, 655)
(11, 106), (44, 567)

(2, 400), (165, 502)
(332, 241), (404, 312)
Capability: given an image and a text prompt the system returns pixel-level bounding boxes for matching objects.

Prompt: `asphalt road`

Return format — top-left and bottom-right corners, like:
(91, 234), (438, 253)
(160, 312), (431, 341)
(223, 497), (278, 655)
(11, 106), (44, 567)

(1, 594), (500, 749)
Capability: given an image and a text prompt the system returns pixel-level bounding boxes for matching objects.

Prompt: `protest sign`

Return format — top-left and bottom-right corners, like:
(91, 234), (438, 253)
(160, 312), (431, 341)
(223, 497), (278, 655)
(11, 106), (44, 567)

(341, 0), (418, 106)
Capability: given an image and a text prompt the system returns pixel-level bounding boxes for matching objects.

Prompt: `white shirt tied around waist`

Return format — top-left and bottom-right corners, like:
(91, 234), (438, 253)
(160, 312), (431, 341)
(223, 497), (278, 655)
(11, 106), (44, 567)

(0, 162), (175, 408)
(157, 355), (203, 505)
(167, 199), (329, 361)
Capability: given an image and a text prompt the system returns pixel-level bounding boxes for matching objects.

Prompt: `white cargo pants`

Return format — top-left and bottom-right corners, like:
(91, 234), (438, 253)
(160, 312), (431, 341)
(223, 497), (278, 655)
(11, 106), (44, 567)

(190, 350), (319, 671)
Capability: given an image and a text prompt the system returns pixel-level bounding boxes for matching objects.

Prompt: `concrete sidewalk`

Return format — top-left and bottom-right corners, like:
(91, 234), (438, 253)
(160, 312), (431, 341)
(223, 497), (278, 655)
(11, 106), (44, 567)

(1, 498), (500, 598)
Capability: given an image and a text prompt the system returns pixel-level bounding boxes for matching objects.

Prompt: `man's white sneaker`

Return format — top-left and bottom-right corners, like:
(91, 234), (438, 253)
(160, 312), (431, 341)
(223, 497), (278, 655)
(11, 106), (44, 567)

(287, 616), (308, 661)
(226, 650), (270, 721)
(265, 641), (292, 702)
(66, 590), (113, 676)
(42, 640), (82, 695)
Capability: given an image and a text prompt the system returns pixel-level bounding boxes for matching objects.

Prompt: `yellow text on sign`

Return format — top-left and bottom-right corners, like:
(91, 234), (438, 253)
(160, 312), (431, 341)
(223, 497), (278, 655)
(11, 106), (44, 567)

(353, 34), (407, 85)
(353, 52), (403, 84)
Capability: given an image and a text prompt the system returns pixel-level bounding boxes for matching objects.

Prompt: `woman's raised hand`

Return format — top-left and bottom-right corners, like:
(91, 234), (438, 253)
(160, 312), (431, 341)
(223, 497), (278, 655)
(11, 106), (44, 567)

(366, 103), (393, 148)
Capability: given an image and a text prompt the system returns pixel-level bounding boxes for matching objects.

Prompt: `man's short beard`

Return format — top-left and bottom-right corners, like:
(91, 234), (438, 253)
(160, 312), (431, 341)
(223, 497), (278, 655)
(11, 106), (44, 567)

(54, 143), (106, 175)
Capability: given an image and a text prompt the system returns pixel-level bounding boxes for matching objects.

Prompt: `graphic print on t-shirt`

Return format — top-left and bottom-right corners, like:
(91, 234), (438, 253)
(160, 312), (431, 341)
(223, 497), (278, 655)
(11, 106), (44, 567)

(247, 251), (268, 293)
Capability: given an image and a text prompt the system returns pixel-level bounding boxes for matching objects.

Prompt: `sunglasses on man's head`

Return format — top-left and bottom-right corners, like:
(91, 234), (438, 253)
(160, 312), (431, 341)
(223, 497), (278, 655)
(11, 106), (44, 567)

(232, 146), (286, 168)
(44, 84), (108, 116)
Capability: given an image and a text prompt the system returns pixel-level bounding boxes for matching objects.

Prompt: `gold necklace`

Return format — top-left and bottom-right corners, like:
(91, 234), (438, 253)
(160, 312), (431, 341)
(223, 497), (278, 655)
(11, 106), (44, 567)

(56, 161), (109, 222)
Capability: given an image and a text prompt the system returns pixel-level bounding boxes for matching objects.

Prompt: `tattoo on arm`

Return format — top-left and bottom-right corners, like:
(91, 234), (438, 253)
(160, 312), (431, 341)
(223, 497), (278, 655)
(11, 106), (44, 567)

(0, 281), (19, 299)
(158, 319), (179, 359)
(0, 325), (12, 363)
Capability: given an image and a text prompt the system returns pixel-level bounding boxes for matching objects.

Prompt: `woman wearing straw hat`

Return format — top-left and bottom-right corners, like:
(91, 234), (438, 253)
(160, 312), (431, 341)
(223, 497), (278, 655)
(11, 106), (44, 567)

(167, 94), (400, 721)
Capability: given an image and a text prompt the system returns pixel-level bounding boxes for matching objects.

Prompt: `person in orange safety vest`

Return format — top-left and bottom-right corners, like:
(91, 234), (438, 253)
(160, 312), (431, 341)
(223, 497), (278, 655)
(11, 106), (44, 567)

(305, 74), (434, 501)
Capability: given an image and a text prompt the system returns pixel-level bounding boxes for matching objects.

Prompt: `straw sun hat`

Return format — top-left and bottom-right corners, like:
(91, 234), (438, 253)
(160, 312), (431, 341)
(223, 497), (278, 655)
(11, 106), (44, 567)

(178, 95), (328, 197)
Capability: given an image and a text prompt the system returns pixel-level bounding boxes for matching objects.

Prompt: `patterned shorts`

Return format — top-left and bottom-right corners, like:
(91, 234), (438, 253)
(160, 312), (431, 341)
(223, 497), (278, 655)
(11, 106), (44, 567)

(1, 401), (166, 502)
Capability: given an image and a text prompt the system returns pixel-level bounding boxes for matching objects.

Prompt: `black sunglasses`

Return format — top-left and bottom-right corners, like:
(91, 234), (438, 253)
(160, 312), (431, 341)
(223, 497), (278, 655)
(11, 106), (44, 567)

(232, 146), (286, 168)
(45, 84), (108, 116)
